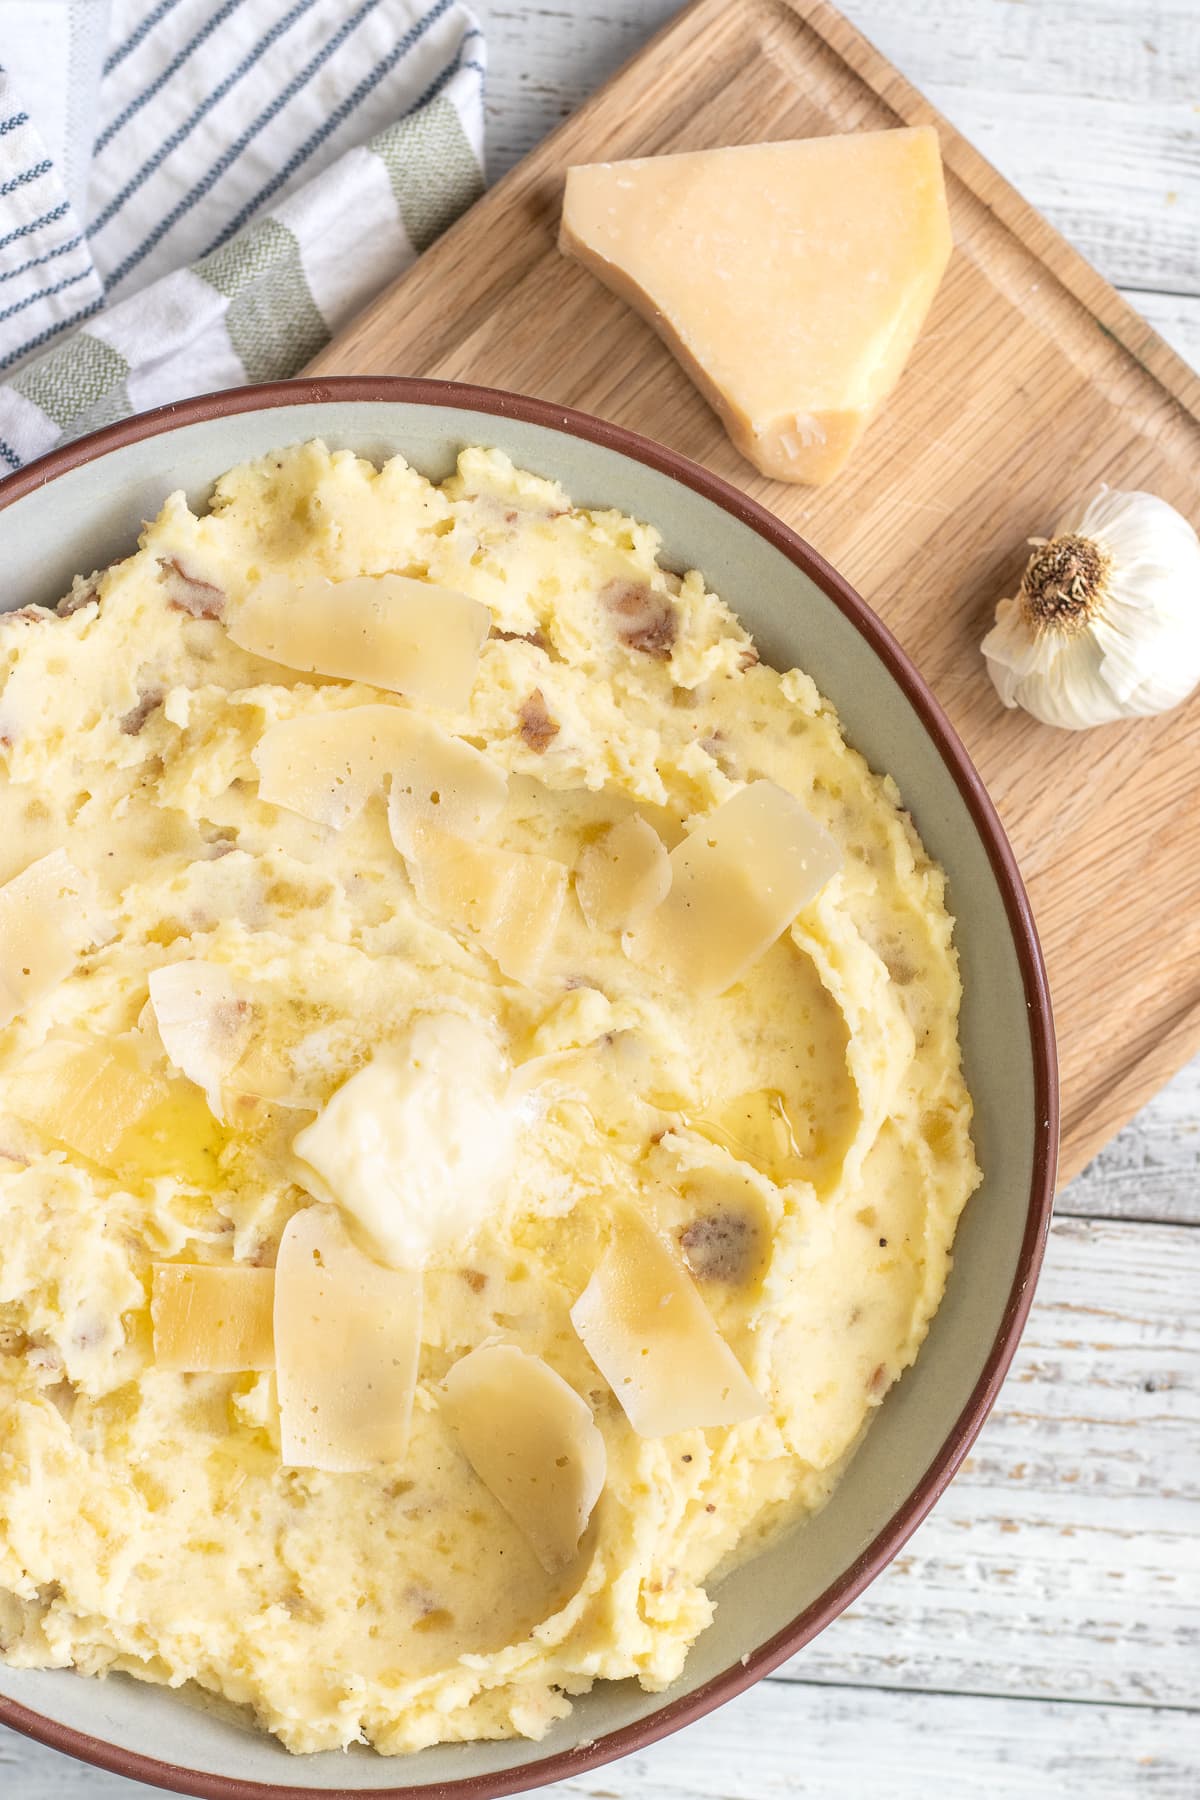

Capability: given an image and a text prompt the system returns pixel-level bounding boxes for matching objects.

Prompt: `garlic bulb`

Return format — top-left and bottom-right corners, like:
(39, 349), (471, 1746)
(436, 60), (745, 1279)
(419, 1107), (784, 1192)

(981, 486), (1200, 729)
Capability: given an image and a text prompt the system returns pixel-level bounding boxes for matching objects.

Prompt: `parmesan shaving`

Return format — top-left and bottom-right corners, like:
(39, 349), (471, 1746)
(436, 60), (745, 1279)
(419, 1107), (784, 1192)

(624, 780), (841, 997)
(570, 1211), (767, 1436)
(274, 1204), (422, 1471)
(147, 960), (314, 1116)
(6, 1035), (168, 1165)
(228, 574), (490, 710)
(385, 734), (507, 855)
(148, 961), (253, 1120)
(152, 1265), (276, 1372)
(406, 827), (568, 985)
(575, 815), (671, 932)
(0, 850), (111, 1028)
(253, 703), (506, 839)
(442, 1344), (606, 1573)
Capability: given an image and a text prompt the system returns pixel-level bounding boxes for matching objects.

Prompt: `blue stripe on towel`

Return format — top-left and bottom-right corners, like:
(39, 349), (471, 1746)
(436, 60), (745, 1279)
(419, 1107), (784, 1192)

(0, 436), (22, 470)
(0, 201), (69, 252)
(103, 0), (187, 76)
(95, 0), (251, 156)
(90, 0), (322, 237)
(0, 266), (93, 326)
(0, 294), (103, 372)
(103, 0), (449, 292)
(0, 160), (51, 197)
(0, 234), (85, 283)
(203, 0), (459, 251)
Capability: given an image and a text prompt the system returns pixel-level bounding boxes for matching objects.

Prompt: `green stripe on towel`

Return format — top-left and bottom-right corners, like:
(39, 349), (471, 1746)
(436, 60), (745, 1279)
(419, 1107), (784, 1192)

(197, 216), (329, 382)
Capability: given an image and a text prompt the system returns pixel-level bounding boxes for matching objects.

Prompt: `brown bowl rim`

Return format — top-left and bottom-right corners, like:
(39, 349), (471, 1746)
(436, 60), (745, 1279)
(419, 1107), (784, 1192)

(0, 374), (1059, 1800)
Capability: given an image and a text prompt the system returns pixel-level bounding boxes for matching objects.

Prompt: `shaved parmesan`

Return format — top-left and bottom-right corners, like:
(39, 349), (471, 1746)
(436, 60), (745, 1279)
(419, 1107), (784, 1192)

(0, 850), (111, 1028)
(6, 1035), (168, 1164)
(253, 703), (506, 840)
(148, 961), (253, 1120)
(385, 735), (507, 855)
(576, 815), (671, 932)
(407, 827), (567, 985)
(442, 1344), (606, 1573)
(148, 960), (314, 1116)
(570, 1212), (767, 1437)
(625, 781), (840, 997)
(274, 1204), (422, 1471)
(291, 1014), (517, 1268)
(508, 1030), (666, 1146)
(152, 1264), (275, 1372)
(228, 574), (491, 711)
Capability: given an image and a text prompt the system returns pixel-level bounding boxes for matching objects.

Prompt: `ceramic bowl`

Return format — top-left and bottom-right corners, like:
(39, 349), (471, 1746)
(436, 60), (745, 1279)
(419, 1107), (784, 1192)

(0, 377), (1057, 1799)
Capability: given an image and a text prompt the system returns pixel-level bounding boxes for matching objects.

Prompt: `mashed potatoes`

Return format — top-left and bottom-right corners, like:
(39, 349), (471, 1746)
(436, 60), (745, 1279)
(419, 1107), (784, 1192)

(0, 442), (978, 1753)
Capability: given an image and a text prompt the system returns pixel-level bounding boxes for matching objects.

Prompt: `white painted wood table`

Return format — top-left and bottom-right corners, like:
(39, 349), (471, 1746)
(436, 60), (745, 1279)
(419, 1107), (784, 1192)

(5, 1), (1199, 1795)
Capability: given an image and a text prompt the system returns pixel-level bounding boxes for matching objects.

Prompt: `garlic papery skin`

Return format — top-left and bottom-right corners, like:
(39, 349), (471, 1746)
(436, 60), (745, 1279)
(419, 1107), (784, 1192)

(981, 486), (1200, 730)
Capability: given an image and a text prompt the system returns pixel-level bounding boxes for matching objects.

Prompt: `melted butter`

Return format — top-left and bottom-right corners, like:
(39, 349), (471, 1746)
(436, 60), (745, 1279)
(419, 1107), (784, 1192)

(113, 1082), (229, 1188)
(663, 1088), (809, 1185)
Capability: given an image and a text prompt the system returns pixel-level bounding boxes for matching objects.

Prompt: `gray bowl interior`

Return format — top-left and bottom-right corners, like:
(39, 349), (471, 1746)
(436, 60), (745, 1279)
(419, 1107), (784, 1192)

(0, 400), (1037, 1791)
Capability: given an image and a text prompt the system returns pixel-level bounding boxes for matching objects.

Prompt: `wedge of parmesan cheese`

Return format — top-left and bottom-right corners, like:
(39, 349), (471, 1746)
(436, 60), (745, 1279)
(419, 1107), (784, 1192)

(253, 703), (506, 838)
(274, 1204), (422, 1471)
(441, 1344), (606, 1573)
(570, 1211), (767, 1437)
(0, 850), (111, 1029)
(290, 1014), (517, 1269)
(152, 1264), (276, 1372)
(624, 781), (840, 997)
(228, 574), (491, 710)
(560, 129), (952, 485)
(575, 815), (671, 933)
(406, 827), (568, 985)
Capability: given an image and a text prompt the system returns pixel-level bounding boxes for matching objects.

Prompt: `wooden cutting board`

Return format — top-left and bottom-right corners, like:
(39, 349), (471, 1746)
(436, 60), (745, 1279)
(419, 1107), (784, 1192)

(310, 0), (1200, 1187)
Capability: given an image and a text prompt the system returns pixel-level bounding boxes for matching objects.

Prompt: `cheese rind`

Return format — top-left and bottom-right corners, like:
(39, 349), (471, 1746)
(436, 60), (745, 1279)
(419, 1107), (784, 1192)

(229, 574), (491, 711)
(441, 1344), (606, 1573)
(624, 780), (840, 997)
(559, 128), (953, 485)
(273, 1204), (422, 1471)
(570, 1211), (766, 1437)
(152, 1265), (276, 1372)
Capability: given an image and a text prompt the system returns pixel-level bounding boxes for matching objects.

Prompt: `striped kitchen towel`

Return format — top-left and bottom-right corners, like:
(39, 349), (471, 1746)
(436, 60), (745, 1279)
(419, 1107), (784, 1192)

(0, 0), (485, 470)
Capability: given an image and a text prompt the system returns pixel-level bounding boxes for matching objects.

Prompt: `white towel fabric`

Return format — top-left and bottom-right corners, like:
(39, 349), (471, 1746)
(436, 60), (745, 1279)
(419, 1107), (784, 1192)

(0, 0), (485, 469)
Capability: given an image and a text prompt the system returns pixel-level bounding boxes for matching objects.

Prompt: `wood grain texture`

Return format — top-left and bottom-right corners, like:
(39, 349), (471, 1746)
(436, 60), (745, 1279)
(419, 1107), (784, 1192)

(310, 0), (1200, 1189)
(1062, 1057), (1200, 1226)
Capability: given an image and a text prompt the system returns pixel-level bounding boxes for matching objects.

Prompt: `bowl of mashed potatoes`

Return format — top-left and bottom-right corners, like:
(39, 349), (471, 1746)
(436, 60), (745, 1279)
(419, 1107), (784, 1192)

(0, 378), (1057, 1798)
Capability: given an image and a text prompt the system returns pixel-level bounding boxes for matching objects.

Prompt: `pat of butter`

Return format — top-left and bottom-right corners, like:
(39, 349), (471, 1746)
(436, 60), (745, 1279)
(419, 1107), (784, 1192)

(291, 1013), (517, 1268)
(559, 127), (952, 485)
